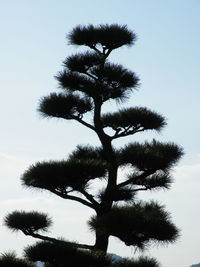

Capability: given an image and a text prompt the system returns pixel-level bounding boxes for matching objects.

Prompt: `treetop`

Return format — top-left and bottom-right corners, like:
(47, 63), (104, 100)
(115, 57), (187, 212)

(68, 24), (136, 50)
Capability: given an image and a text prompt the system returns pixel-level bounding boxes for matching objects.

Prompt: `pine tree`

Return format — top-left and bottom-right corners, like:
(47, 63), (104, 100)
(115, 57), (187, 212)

(2, 24), (183, 267)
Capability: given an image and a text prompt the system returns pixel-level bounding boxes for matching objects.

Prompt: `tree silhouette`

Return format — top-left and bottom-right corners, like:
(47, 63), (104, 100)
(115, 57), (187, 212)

(2, 24), (183, 267)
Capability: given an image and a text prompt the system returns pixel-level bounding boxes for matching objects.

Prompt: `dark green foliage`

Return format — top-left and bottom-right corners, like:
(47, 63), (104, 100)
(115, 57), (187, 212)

(22, 159), (106, 191)
(68, 24), (136, 49)
(64, 52), (101, 73)
(112, 257), (160, 267)
(92, 63), (139, 89)
(0, 252), (33, 267)
(56, 71), (97, 98)
(102, 107), (166, 133)
(129, 171), (172, 190)
(56, 65), (138, 102)
(119, 140), (183, 171)
(24, 241), (76, 264)
(98, 187), (135, 202)
(39, 93), (92, 119)
(69, 145), (104, 161)
(4, 211), (52, 233)
(93, 63), (139, 101)
(25, 241), (110, 267)
(89, 201), (179, 249)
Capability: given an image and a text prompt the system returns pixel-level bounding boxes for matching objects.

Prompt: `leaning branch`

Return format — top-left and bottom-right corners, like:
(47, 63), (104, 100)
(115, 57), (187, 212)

(22, 230), (94, 250)
(80, 189), (100, 208)
(117, 171), (154, 188)
(111, 128), (145, 140)
(50, 189), (95, 210)
(88, 45), (102, 56)
(71, 115), (95, 131)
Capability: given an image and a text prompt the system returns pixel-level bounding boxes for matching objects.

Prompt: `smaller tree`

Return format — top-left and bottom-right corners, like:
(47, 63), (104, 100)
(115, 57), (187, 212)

(2, 24), (183, 267)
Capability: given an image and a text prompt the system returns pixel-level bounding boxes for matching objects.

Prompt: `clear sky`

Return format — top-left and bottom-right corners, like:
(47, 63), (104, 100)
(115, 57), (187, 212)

(0, 1), (199, 266)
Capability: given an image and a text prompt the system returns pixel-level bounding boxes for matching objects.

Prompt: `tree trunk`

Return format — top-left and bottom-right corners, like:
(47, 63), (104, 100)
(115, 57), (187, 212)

(94, 230), (109, 252)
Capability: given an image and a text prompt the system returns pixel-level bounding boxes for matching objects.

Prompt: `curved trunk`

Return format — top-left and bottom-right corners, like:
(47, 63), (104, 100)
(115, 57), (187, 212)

(93, 98), (118, 252)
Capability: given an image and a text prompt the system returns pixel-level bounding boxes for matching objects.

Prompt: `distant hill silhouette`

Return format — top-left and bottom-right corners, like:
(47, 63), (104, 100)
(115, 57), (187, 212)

(190, 264), (200, 267)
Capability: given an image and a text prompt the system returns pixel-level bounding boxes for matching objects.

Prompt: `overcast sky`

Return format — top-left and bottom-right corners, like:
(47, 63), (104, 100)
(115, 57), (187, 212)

(0, 1), (200, 267)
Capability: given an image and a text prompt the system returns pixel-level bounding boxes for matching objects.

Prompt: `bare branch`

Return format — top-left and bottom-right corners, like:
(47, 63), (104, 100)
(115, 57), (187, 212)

(50, 189), (95, 210)
(88, 45), (102, 56)
(84, 71), (98, 81)
(70, 115), (95, 131)
(111, 128), (145, 140)
(117, 171), (153, 188)
(23, 230), (94, 250)
(80, 190), (100, 208)
(132, 187), (149, 192)
(105, 48), (112, 57)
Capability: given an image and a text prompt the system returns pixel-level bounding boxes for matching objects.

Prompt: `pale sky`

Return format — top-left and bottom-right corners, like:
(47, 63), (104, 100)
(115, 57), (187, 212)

(0, 1), (200, 267)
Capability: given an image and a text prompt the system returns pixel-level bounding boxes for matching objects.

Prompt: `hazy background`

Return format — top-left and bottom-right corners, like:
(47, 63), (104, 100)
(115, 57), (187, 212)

(0, 1), (199, 266)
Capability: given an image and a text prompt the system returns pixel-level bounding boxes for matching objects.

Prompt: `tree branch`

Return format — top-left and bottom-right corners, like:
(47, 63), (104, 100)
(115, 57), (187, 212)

(105, 48), (112, 57)
(117, 171), (153, 188)
(88, 45), (102, 56)
(22, 230), (94, 250)
(84, 71), (98, 81)
(132, 187), (149, 192)
(50, 189), (95, 210)
(111, 128), (145, 140)
(80, 190), (100, 208)
(70, 115), (95, 131)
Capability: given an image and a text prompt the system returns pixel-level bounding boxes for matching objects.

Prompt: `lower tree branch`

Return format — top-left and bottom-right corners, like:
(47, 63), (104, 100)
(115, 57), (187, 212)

(22, 230), (94, 250)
